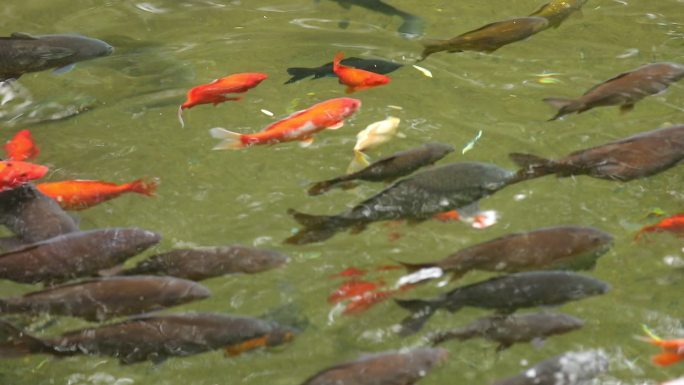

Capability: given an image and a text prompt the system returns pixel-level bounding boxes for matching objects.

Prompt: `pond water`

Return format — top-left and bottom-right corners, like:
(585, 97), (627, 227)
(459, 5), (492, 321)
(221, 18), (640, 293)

(1, 0), (684, 384)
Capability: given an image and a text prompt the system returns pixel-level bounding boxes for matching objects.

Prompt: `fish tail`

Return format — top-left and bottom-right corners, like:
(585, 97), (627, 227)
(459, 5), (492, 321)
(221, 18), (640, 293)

(284, 67), (316, 84)
(209, 127), (245, 150)
(127, 177), (159, 197)
(177, 105), (186, 128)
(347, 150), (371, 174)
(284, 209), (351, 245)
(0, 320), (52, 358)
(397, 260), (439, 273)
(508, 152), (557, 181)
(653, 351), (684, 366)
(420, 39), (448, 61)
(307, 178), (342, 196)
(429, 328), (477, 346)
(333, 52), (345, 72)
(543, 98), (582, 121)
(394, 298), (439, 336)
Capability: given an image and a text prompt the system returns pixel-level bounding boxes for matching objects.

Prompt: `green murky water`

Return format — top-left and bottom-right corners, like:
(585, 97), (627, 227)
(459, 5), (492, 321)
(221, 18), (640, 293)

(1, 0), (684, 384)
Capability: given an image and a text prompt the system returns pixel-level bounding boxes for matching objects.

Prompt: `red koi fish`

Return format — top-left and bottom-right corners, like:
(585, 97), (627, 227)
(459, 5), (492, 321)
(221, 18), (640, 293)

(0, 160), (48, 190)
(328, 280), (384, 304)
(642, 327), (684, 366)
(36, 178), (159, 210)
(210, 97), (361, 149)
(635, 214), (684, 240)
(177, 72), (268, 127)
(343, 284), (414, 315)
(333, 52), (391, 93)
(5, 129), (39, 161)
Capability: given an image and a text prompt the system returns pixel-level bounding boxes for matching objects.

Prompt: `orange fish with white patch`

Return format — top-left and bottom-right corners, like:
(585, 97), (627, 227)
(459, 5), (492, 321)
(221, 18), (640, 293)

(36, 178), (159, 210)
(635, 214), (684, 240)
(333, 52), (391, 93)
(210, 97), (361, 149)
(0, 160), (48, 190)
(5, 129), (39, 161)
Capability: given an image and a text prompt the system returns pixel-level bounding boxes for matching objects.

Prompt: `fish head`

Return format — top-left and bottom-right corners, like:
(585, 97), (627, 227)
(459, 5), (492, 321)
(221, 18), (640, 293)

(186, 281), (212, 299)
(41, 34), (114, 61)
(337, 97), (362, 118)
(265, 326), (297, 347)
(0, 161), (48, 188)
(115, 228), (162, 252)
(229, 246), (290, 273)
(550, 313), (586, 333)
(425, 142), (455, 161)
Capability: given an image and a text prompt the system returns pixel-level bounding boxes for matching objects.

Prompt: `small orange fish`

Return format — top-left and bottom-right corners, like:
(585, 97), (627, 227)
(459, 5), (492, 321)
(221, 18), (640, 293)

(328, 280), (383, 304)
(210, 97), (361, 149)
(642, 329), (684, 366)
(635, 214), (684, 240)
(333, 52), (391, 93)
(0, 160), (48, 190)
(5, 129), (39, 161)
(36, 178), (159, 210)
(343, 284), (414, 315)
(433, 210), (460, 222)
(178, 72), (268, 127)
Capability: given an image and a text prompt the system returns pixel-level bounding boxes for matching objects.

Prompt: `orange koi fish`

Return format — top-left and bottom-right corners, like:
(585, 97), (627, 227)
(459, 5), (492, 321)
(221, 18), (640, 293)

(635, 214), (684, 240)
(328, 280), (384, 304)
(343, 284), (414, 315)
(642, 326), (684, 366)
(5, 129), (39, 161)
(333, 52), (391, 93)
(177, 72), (268, 127)
(210, 97), (361, 149)
(36, 178), (159, 210)
(0, 161), (48, 190)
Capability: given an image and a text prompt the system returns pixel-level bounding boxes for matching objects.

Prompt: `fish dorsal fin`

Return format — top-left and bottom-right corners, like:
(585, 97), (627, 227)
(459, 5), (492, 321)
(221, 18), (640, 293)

(10, 32), (37, 40)
(583, 71), (632, 95)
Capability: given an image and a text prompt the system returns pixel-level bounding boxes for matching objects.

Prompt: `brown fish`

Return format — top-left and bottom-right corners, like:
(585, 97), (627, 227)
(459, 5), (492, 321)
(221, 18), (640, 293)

(300, 348), (448, 385)
(308, 143), (454, 196)
(529, 0), (588, 29)
(544, 62), (684, 120)
(510, 124), (684, 182)
(429, 312), (584, 351)
(0, 276), (210, 321)
(0, 313), (296, 364)
(491, 350), (609, 385)
(399, 226), (613, 281)
(117, 245), (290, 281)
(421, 17), (549, 60)
(0, 227), (161, 284)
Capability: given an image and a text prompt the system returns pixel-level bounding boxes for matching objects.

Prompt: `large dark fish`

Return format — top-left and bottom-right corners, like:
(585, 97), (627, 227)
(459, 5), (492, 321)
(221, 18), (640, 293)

(0, 276), (210, 322)
(0, 227), (161, 284)
(529, 0), (588, 29)
(421, 17), (549, 60)
(0, 313), (296, 364)
(326, 0), (424, 39)
(510, 124), (684, 182)
(286, 162), (515, 245)
(300, 348), (448, 385)
(308, 143), (454, 195)
(285, 57), (402, 84)
(429, 312), (584, 350)
(544, 62), (684, 120)
(0, 33), (114, 81)
(395, 271), (609, 335)
(491, 350), (609, 385)
(0, 184), (78, 243)
(399, 226), (613, 281)
(116, 245), (290, 281)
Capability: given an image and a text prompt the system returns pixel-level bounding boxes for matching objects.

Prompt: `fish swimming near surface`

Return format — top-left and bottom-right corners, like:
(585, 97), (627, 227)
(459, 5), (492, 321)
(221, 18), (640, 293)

(529, 0), (588, 29)
(36, 178), (159, 211)
(399, 226), (613, 281)
(395, 271), (609, 335)
(308, 143), (454, 196)
(210, 97), (361, 149)
(4, 129), (39, 161)
(0, 160), (48, 191)
(333, 52), (391, 94)
(285, 57), (402, 84)
(299, 348), (448, 385)
(348, 116), (401, 172)
(510, 124), (684, 182)
(0, 276), (210, 322)
(0, 313), (296, 364)
(0, 33), (113, 81)
(114, 245), (290, 281)
(428, 312), (584, 350)
(287, 161), (515, 245)
(491, 350), (609, 385)
(420, 17), (549, 60)
(544, 62), (684, 120)
(325, 0), (425, 39)
(0, 227), (161, 284)
(635, 214), (684, 240)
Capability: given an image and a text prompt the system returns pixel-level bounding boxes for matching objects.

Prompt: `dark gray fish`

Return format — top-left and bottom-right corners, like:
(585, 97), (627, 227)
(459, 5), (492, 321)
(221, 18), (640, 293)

(429, 312), (584, 350)
(510, 124), (684, 182)
(0, 236), (27, 253)
(0, 184), (78, 243)
(0, 228), (161, 284)
(544, 62), (684, 120)
(0, 313), (296, 364)
(285, 57), (402, 84)
(117, 245), (290, 281)
(1, 94), (97, 126)
(400, 226), (613, 281)
(326, 0), (424, 39)
(286, 162), (515, 245)
(395, 271), (609, 335)
(300, 348), (448, 385)
(421, 17), (549, 60)
(491, 349), (609, 385)
(529, 0), (588, 29)
(0, 33), (113, 81)
(308, 143), (454, 195)
(0, 276), (210, 322)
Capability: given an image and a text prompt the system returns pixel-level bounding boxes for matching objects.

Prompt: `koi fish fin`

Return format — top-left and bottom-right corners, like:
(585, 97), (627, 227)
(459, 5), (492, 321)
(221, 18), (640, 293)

(285, 209), (350, 245)
(209, 127), (245, 150)
(224, 336), (269, 357)
(397, 260), (439, 273)
(429, 328), (477, 346)
(347, 151), (371, 174)
(394, 298), (438, 336)
(620, 104), (635, 114)
(0, 320), (52, 358)
(212, 96), (241, 105)
(419, 39), (449, 61)
(127, 177), (159, 197)
(284, 67), (316, 84)
(299, 137), (314, 148)
(653, 351), (684, 366)
(97, 264), (126, 277)
(52, 63), (75, 75)
(333, 52), (345, 73)
(308, 177), (343, 196)
(345, 86), (356, 94)
(509, 152), (557, 181)
(287, 208), (336, 228)
(284, 226), (340, 245)
(177, 105), (185, 128)
(543, 98), (582, 121)
(327, 121), (343, 130)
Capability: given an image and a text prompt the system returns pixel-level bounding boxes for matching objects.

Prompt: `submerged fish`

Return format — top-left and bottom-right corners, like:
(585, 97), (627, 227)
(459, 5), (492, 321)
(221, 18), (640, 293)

(399, 226), (613, 281)
(0, 276), (210, 321)
(0, 33), (113, 81)
(299, 348), (447, 385)
(544, 62), (684, 120)
(333, 52), (391, 94)
(510, 124), (684, 182)
(287, 161), (515, 245)
(5, 129), (39, 161)
(491, 350), (609, 385)
(285, 57), (402, 84)
(116, 245), (290, 281)
(309, 143), (454, 196)
(395, 271), (609, 335)
(635, 214), (684, 240)
(0, 160), (48, 191)
(421, 17), (549, 60)
(0, 313), (296, 364)
(36, 178), (159, 211)
(529, 0), (588, 29)
(429, 312), (584, 350)
(326, 0), (425, 39)
(0, 227), (160, 284)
